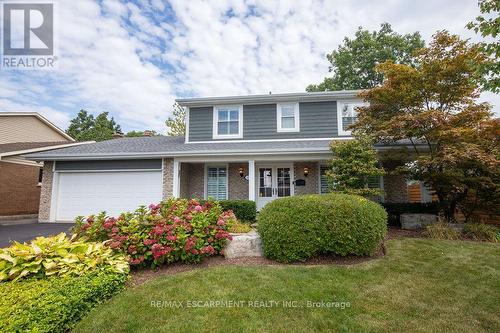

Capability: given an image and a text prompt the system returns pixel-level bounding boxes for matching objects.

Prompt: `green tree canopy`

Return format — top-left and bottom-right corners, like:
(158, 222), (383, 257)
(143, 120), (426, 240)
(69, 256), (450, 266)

(165, 103), (186, 136)
(327, 136), (385, 198)
(352, 31), (499, 221)
(467, 0), (500, 92)
(66, 110), (121, 142)
(307, 23), (424, 91)
(125, 130), (161, 137)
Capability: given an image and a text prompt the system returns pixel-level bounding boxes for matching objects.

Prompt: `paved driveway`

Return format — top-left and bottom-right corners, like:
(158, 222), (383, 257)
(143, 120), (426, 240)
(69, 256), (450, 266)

(0, 223), (74, 248)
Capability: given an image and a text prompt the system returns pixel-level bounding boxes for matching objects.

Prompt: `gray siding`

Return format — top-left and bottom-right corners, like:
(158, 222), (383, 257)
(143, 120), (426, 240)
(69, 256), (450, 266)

(188, 101), (338, 142)
(188, 107), (213, 142)
(55, 159), (162, 171)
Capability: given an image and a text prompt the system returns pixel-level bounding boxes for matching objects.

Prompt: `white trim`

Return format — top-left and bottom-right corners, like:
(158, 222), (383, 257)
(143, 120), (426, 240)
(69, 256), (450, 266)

(176, 90), (362, 107)
(0, 112), (76, 141)
(212, 105), (243, 139)
(173, 159), (180, 198)
(276, 102), (300, 132)
(184, 107), (190, 143)
(176, 153), (331, 163)
(55, 168), (162, 173)
(0, 155), (42, 166)
(204, 164), (229, 200)
(186, 137), (351, 144)
(248, 160), (255, 201)
(1, 141), (94, 158)
(336, 100), (366, 136)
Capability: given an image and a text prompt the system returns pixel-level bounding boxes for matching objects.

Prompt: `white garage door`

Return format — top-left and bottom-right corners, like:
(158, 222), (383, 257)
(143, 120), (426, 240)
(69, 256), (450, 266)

(55, 171), (162, 221)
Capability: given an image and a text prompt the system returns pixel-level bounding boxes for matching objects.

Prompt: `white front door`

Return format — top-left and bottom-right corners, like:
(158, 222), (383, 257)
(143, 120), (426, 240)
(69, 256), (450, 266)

(256, 164), (293, 210)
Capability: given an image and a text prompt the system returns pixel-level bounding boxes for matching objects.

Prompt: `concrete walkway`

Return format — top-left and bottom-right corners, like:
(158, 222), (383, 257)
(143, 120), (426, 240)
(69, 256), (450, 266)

(0, 223), (74, 248)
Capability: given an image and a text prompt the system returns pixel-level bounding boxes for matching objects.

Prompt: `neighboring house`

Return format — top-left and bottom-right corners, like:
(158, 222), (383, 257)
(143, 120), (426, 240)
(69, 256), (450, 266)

(25, 91), (424, 222)
(0, 112), (86, 217)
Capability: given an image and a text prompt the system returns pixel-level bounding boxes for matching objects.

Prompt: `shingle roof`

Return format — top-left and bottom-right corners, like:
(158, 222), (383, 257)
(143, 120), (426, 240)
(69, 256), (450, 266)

(0, 141), (72, 154)
(24, 136), (334, 160)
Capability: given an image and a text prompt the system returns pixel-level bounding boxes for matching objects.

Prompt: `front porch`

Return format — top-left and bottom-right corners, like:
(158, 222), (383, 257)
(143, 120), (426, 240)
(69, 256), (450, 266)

(170, 157), (325, 210)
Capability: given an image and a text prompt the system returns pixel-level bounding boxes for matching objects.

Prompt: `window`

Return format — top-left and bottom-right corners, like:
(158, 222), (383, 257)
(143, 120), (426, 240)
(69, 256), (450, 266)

(367, 175), (384, 202)
(319, 165), (333, 194)
(38, 168), (43, 185)
(206, 166), (227, 200)
(213, 106), (242, 139)
(277, 103), (299, 132)
(337, 101), (364, 135)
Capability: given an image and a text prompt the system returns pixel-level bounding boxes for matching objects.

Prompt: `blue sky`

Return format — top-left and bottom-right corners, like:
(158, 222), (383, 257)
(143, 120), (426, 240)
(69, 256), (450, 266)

(0, 0), (498, 133)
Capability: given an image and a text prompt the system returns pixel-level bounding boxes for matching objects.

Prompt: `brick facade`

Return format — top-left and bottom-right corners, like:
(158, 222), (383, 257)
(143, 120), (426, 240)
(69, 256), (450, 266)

(228, 163), (249, 199)
(38, 161), (54, 222)
(293, 161), (319, 195)
(0, 161), (42, 216)
(383, 174), (408, 203)
(179, 162), (204, 199)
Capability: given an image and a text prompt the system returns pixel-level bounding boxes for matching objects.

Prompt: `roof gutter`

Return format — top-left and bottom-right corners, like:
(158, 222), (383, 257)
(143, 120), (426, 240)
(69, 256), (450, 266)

(1, 141), (94, 158)
(176, 90), (362, 107)
(24, 148), (332, 161)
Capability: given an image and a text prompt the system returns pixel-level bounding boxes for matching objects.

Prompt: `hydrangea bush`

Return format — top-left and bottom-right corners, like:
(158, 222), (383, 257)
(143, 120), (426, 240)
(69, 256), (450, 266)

(73, 198), (236, 267)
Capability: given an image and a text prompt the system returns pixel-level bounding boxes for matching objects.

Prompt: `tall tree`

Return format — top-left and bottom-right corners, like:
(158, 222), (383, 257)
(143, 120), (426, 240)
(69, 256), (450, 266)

(352, 31), (499, 221)
(66, 110), (121, 142)
(467, 0), (500, 92)
(307, 23), (424, 91)
(327, 135), (385, 198)
(165, 103), (186, 136)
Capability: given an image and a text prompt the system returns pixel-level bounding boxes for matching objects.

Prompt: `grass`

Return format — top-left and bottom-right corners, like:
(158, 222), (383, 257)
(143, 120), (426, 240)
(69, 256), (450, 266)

(74, 238), (500, 333)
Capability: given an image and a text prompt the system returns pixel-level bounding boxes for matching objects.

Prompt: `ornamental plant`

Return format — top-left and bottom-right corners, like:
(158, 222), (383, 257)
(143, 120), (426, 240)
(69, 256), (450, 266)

(0, 233), (129, 282)
(73, 198), (236, 268)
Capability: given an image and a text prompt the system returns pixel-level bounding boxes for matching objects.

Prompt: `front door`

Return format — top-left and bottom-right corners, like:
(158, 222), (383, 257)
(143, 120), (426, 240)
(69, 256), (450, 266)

(256, 165), (293, 210)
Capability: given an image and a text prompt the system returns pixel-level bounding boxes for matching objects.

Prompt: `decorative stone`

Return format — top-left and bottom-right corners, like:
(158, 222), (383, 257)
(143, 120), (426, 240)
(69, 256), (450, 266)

(224, 230), (263, 258)
(401, 213), (438, 230)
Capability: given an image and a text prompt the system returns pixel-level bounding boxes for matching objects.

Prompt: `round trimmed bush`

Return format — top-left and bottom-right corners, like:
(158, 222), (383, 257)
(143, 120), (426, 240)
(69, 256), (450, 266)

(257, 193), (388, 262)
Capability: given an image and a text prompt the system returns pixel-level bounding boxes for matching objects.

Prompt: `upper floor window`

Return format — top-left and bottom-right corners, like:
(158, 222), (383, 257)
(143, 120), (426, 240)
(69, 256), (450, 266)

(337, 101), (364, 136)
(213, 105), (243, 139)
(277, 103), (299, 132)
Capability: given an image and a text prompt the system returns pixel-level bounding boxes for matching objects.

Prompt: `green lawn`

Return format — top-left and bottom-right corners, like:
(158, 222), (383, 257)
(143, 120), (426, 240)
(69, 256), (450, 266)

(74, 238), (500, 333)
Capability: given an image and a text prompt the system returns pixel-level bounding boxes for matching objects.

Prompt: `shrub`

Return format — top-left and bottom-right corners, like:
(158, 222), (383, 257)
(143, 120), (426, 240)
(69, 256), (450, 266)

(73, 198), (236, 267)
(199, 199), (256, 222)
(0, 271), (126, 333)
(229, 220), (252, 234)
(423, 222), (460, 240)
(0, 233), (129, 282)
(382, 202), (442, 226)
(463, 223), (499, 242)
(257, 193), (387, 262)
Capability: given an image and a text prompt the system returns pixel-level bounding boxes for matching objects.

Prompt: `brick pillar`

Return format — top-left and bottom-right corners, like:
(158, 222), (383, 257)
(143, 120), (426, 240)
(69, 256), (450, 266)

(162, 158), (174, 199)
(38, 161), (54, 222)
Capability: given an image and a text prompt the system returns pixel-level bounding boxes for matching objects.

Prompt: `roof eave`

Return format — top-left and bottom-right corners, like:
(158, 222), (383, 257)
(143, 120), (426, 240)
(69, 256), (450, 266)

(176, 90), (363, 107)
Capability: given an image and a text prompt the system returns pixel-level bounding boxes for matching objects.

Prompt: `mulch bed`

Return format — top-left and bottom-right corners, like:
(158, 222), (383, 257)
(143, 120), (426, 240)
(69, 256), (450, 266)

(130, 227), (417, 286)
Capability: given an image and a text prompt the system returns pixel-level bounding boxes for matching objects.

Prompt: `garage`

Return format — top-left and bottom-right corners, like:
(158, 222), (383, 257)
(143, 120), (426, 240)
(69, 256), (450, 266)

(52, 160), (163, 221)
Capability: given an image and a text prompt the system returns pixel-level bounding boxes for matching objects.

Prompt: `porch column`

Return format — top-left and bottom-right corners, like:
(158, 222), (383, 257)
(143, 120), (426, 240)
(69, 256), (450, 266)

(248, 160), (255, 201)
(173, 159), (180, 198)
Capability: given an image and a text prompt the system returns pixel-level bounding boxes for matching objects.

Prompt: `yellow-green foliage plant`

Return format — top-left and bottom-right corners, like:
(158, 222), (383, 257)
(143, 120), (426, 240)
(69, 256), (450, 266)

(229, 220), (253, 234)
(0, 233), (129, 282)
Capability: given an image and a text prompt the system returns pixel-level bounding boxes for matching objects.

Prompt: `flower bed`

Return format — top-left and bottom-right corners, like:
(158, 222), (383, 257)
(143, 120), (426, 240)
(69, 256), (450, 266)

(73, 198), (236, 267)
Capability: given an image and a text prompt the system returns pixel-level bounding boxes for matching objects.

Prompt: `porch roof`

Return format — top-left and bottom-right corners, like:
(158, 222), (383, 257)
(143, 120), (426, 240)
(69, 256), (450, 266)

(23, 136), (335, 161)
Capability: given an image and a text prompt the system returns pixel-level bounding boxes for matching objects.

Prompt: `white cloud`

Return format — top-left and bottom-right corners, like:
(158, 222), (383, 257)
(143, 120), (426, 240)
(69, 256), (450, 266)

(0, 0), (497, 133)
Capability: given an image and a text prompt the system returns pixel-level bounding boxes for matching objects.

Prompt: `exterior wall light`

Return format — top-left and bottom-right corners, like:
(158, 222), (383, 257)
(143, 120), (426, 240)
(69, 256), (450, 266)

(303, 167), (309, 177)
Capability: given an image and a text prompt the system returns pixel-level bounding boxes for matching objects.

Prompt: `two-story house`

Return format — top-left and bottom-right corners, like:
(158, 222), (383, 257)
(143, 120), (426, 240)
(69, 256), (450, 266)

(26, 91), (417, 222)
